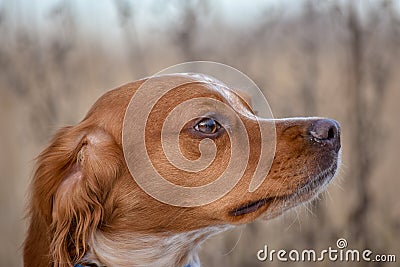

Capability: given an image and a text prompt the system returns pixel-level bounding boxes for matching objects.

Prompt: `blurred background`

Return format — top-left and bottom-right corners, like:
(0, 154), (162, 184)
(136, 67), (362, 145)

(1, 0), (399, 266)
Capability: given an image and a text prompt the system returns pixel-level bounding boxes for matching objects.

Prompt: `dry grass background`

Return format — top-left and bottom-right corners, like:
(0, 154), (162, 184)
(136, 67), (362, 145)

(0, 0), (399, 266)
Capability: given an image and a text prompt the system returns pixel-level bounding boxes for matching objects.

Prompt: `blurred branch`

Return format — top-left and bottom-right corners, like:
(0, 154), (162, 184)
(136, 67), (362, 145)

(114, 0), (148, 77)
(346, 2), (390, 253)
(2, 0), (78, 142)
(170, 0), (209, 60)
(300, 1), (318, 116)
(347, 3), (369, 247)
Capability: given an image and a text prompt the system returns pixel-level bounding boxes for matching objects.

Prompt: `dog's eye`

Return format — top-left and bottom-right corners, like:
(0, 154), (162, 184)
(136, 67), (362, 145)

(194, 118), (221, 134)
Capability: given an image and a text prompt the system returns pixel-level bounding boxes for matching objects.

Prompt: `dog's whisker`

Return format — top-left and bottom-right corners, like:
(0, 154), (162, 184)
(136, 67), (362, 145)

(284, 209), (300, 232)
(221, 227), (243, 256)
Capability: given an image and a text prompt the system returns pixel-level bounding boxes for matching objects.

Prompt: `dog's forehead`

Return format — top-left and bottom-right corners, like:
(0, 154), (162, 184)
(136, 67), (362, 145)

(164, 73), (253, 116)
(163, 73), (237, 99)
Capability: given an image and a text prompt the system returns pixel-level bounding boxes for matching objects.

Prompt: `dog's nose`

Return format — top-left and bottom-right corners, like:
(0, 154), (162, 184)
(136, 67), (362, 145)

(309, 119), (341, 152)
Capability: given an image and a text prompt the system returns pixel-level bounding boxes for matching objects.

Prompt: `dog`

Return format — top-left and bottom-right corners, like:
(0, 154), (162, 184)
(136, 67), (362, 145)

(23, 73), (341, 267)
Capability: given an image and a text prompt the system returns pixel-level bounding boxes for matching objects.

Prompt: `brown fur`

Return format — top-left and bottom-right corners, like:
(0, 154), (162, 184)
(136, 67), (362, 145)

(24, 74), (340, 266)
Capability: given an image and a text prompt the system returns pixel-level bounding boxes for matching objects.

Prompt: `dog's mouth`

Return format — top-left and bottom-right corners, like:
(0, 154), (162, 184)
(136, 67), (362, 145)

(230, 161), (338, 217)
(230, 197), (275, 217)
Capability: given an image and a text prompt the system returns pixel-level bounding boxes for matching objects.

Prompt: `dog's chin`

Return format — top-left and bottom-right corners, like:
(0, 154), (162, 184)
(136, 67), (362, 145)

(230, 160), (339, 221)
(261, 160), (338, 220)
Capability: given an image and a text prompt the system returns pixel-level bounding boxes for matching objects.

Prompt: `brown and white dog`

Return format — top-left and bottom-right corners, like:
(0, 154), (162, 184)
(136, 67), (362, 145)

(23, 73), (341, 267)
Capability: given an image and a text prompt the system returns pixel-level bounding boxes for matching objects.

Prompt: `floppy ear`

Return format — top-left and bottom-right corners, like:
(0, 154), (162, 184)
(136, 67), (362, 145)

(26, 125), (122, 266)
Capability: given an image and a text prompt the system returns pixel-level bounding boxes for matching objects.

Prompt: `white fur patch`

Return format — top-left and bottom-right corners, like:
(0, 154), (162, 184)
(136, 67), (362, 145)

(83, 225), (231, 267)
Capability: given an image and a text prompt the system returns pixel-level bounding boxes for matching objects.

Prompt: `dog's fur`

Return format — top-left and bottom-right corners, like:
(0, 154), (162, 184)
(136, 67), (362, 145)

(23, 74), (341, 267)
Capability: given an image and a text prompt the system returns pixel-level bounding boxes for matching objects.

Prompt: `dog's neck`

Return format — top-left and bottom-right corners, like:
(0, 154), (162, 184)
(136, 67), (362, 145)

(82, 225), (231, 267)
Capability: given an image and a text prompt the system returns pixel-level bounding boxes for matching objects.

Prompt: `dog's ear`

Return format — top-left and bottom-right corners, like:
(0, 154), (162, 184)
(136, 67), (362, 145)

(28, 126), (122, 266)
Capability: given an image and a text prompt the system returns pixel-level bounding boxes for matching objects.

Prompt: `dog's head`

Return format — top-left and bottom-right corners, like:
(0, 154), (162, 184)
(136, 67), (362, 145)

(118, 74), (341, 225)
(25, 73), (341, 266)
